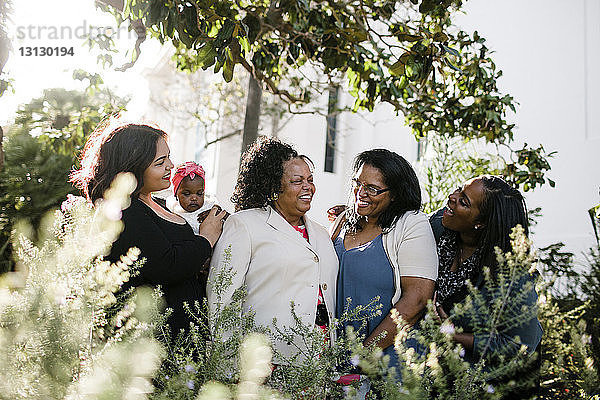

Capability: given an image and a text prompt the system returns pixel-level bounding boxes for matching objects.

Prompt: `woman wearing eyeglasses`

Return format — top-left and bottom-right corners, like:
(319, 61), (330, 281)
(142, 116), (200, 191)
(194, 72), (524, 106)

(330, 149), (438, 372)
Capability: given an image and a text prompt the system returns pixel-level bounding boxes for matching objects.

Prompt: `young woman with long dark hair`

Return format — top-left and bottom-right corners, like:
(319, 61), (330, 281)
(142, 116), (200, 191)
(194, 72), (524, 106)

(431, 176), (542, 356)
(71, 123), (227, 337)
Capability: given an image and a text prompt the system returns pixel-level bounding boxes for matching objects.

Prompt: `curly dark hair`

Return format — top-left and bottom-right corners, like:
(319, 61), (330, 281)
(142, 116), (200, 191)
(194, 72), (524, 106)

(70, 122), (167, 203)
(345, 149), (422, 233)
(231, 136), (314, 212)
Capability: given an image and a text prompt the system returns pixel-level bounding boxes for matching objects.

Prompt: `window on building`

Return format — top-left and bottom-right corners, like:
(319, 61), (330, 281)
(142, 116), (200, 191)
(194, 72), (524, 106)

(324, 86), (339, 173)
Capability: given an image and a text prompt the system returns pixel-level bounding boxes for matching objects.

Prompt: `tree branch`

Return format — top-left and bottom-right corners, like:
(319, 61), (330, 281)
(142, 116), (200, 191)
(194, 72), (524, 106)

(235, 55), (305, 104)
(96, 0), (146, 72)
(204, 129), (241, 148)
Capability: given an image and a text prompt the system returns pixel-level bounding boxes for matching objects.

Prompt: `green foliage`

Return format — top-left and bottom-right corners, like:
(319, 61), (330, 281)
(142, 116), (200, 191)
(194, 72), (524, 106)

(0, 172), (294, 400)
(0, 72), (127, 272)
(149, 254), (375, 399)
(99, 0), (553, 192)
(148, 227), (548, 399)
(538, 294), (598, 399)
(536, 219), (600, 397)
(419, 135), (504, 214)
(413, 227), (540, 398)
(0, 174), (164, 400)
(151, 256), (269, 399)
(265, 302), (369, 399)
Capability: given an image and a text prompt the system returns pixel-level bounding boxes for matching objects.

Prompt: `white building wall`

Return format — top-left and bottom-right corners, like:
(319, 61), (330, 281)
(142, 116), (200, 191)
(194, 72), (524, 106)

(453, 0), (599, 256)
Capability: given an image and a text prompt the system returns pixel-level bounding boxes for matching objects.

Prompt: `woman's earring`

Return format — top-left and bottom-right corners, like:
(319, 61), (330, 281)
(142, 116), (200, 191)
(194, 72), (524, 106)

(269, 192), (279, 202)
(474, 224), (482, 230)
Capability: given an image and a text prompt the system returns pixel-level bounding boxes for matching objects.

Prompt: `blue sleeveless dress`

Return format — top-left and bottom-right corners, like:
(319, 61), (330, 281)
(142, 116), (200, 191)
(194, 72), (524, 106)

(334, 234), (401, 369)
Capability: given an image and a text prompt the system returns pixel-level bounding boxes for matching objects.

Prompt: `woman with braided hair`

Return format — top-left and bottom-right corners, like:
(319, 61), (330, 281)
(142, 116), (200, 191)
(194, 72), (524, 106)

(430, 176), (543, 374)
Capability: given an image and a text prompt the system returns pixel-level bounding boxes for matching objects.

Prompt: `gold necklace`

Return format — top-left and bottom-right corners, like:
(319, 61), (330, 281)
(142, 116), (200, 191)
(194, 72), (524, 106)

(347, 227), (380, 247)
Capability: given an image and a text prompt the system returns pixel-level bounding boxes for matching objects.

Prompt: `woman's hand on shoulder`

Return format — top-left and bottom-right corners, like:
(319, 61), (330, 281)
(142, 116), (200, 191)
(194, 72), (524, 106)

(433, 292), (449, 321)
(327, 204), (347, 222)
(198, 205), (229, 247)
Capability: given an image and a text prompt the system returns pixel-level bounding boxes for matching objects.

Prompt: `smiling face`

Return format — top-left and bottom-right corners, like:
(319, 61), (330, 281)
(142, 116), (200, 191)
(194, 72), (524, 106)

(442, 177), (486, 234)
(352, 163), (393, 222)
(140, 138), (173, 195)
(176, 176), (205, 212)
(274, 157), (315, 225)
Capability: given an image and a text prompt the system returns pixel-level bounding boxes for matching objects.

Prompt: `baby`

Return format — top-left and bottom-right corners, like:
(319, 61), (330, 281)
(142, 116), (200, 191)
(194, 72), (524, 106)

(166, 161), (216, 235)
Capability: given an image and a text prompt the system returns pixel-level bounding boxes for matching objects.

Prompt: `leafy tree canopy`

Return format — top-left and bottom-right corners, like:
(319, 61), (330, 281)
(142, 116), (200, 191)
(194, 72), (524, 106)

(102, 0), (554, 191)
(0, 71), (127, 272)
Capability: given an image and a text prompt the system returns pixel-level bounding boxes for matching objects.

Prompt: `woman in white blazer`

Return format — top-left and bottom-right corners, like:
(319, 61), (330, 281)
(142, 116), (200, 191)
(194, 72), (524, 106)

(208, 137), (338, 363)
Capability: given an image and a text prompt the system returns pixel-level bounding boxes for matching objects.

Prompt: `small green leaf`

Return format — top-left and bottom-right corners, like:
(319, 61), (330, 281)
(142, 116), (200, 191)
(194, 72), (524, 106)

(442, 44), (460, 57)
(398, 75), (408, 89)
(239, 37), (251, 55)
(389, 60), (405, 76)
(433, 32), (448, 42)
(223, 55), (235, 82)
(123, 0), (132, 18)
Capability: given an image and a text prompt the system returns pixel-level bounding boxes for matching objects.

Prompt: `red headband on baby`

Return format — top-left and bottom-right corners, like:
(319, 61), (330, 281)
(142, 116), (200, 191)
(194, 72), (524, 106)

(171, 161), (206, 195)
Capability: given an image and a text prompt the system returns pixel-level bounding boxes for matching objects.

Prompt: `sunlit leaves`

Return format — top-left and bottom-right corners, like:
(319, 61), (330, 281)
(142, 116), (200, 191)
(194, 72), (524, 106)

(116, 0), (552, 191)
(0, 76), (127, 271)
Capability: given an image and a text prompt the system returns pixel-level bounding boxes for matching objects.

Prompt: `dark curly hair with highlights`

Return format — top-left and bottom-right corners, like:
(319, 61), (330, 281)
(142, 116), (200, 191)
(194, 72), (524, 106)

(232, 136), (309, 212)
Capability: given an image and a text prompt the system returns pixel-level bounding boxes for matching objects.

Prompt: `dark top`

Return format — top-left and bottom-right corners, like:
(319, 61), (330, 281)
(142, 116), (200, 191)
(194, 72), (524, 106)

(429, 208), (542, 363)
(436, 229), (482, 312)
(107, 197), (212, 336)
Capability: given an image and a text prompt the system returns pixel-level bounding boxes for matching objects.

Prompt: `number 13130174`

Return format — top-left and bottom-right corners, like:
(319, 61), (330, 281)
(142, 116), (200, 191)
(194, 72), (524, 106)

(19, 47), (75, 56)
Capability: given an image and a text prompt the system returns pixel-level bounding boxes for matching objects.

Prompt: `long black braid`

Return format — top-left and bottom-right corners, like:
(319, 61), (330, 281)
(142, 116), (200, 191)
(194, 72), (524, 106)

(476, 175), (529, 277)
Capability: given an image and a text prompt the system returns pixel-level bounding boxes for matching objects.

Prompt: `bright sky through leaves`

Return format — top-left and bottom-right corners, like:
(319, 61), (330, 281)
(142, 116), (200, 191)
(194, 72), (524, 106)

(1, 0), (161, 124)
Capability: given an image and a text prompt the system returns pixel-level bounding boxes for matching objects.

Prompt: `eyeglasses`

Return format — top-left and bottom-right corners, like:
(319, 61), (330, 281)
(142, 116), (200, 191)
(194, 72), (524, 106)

(352, 178), (390, 197)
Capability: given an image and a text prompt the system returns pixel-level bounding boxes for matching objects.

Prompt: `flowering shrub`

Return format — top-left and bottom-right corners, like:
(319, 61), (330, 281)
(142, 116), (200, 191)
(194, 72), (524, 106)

(2, 175), (599, 399)
(0, 174), (163, 399)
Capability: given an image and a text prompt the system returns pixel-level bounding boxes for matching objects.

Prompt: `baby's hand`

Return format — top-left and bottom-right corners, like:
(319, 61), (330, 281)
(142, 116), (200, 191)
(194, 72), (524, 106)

(197, 209), (211, 224)
(197, 205), (229, 224)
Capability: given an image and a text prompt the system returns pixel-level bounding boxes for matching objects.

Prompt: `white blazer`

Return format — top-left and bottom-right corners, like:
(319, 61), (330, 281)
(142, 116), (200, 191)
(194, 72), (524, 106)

(208, 206), (339, 361)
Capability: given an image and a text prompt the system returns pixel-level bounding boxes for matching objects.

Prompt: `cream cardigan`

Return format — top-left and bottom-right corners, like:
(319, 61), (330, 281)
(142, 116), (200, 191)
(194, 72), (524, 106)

(331, 210), (438, 305)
